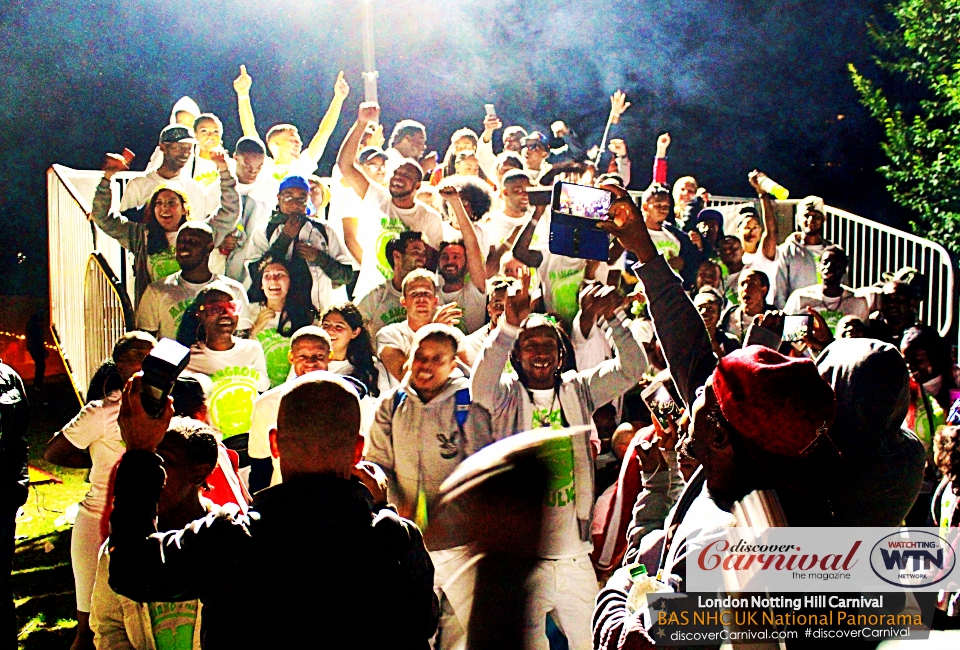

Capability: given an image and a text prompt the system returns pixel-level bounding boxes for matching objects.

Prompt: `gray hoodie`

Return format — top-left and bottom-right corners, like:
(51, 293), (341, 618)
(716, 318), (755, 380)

(816, 338), (925, 526)
(367, 370), (493, 550)
(774, 231), (833, 308)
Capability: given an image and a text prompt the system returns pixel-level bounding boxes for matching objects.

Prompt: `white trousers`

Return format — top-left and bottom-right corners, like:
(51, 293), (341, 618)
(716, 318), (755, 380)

(525, 554), (599, 650)
(71, 508), (104, 612)
(430, 545), (478, 650)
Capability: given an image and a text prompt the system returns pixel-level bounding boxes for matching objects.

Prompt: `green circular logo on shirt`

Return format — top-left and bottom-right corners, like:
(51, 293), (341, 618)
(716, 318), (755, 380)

(549, 269), (585, 325)
(375, 217), (406, 281)
(540, 436), (574, 492)
(148, 248), (180, 282)
(257, 329), (292, 388)
(208, 375), (259, 437)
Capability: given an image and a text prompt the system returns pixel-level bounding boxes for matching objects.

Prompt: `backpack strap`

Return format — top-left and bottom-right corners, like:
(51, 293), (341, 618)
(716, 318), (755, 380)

(391, 389), (408, 418)
(454, 388), (471, 437)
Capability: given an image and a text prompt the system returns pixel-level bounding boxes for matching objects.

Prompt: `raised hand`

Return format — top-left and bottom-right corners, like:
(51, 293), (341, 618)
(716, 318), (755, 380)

(610, 90), (631, 118)
(482, 114), (502, 135)
(596, 185), (649, 257)
(358, 101), (380, 126)
(608, 138), (627, 157)
(438, 185), (461, 201)
(118, 374), (172, 453)
(504, 267), (532, 327)
(748, 169), (765, 194)
(334, 71), (349, 100)
(367, 123), (385, 148)
(432, 302), (463, 328)
(233, 65), (252, 96)
(209, 147), (229, 171)
(656, 133), (670, 158)
(102, 149), (135, 179)
(551, 121), (569, 138)
(295, 241), (320, 263)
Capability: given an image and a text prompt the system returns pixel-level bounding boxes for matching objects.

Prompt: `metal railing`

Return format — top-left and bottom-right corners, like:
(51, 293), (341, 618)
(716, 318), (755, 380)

(47, 165), (135, 403)
(705, 196), (955, 338)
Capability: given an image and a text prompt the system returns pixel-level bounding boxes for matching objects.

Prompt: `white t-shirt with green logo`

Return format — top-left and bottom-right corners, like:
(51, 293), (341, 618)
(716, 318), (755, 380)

(647, 227), (681, 261)
(782, 285), (870, 335)
(186, 339), (270, 438)
(529, 389), (592, 559)
(147, 231), (181, 283)
(136, 273), (253, 340)
(249, 304), (294, 388)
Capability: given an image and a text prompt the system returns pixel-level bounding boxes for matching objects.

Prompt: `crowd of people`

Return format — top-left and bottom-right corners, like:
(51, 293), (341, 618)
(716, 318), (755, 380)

(1, 65), (955, 649)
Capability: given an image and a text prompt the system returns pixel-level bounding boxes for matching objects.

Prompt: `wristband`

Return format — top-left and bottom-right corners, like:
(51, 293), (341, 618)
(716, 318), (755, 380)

(237, 94), (250, 101)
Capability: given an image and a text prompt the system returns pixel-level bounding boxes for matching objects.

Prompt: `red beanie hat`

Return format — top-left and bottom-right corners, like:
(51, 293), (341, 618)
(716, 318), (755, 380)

(712, 345), (836, 458)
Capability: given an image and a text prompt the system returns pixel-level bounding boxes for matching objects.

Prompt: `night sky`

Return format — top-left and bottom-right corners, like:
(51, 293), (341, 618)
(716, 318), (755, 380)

(0, 0), (905, 297)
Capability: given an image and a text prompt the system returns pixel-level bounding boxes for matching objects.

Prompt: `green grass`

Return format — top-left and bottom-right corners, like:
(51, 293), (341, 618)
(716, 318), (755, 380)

(15, 376), (89, 649)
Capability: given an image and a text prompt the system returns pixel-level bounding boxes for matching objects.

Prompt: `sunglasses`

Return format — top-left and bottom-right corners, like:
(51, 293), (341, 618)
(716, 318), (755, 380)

(199, 300), (239, 316)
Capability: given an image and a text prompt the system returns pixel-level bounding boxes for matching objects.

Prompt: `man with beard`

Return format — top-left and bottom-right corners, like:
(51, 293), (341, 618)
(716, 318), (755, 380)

(136, 222), (252, 340)
(376, 269), (466, 382)
(338, 103), (445, 289)
(436, 186), (487, 334)
(775, 195), (833, 307)
(357, 231), (430, 338)
(470, 267), (649, 650)
(384, 118), (437, 176)
(120, 125), (220, 219)
(594, 186), (841, 649)
(784, 245), (869, 334)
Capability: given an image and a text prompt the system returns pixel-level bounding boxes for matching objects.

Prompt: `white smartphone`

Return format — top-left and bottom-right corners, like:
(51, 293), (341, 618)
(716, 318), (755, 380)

(484, 103), (496, 118)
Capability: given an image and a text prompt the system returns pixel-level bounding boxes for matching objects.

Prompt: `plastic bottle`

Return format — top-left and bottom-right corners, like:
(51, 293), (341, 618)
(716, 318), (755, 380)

(625, 564), (664, 613)
(758, 174), (789, 201)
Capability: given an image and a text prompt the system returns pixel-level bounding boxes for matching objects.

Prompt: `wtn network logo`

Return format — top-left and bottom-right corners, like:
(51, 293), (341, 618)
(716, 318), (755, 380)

(869, 530), (956, 588)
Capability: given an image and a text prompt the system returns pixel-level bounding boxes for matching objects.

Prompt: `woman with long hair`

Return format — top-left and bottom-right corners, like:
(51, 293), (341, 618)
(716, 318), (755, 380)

(247, 259), (317, 387)
(320, 302), (381, 397)
(91, 149), (239, 304)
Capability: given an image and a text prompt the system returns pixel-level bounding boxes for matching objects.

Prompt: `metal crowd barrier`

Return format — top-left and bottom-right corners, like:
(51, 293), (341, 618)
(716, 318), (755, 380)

(47, 165), (136, 403)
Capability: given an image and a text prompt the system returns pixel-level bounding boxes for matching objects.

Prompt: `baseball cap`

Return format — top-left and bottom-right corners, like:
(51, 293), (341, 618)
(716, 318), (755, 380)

(522, 132), (550, 151)
(357, 147), (388, 165)
(159, 125), (199, 145)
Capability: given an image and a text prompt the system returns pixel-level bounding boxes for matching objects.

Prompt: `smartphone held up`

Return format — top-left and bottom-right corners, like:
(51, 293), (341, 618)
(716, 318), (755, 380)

(547, 181), (614, 261)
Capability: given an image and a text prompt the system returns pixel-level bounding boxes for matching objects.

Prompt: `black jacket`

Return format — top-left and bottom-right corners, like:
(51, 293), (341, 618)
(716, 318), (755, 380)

(0, 363), (28, 511)
(109, 451), (438, 649)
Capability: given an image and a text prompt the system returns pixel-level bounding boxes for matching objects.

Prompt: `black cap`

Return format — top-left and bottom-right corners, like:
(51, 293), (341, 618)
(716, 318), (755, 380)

(357, 147), (388, 165)
(159, 125), (199, 145)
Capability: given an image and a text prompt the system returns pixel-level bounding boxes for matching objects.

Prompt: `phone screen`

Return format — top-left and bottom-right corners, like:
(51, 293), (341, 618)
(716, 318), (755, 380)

(527, 188), (552, 207)
(642, 382), (681, 430)
(782, 315), (812, 342)
(553, 182), (612, 221)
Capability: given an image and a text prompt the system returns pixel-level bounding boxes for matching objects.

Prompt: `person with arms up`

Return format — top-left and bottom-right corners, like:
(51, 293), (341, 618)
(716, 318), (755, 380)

(107, 371), (438, 648)
(120, 126), (219, 219)
(44, 333), (156, 650)
(367, 324), (494, 650)
(338, 103), (445, 267)
(461, 277), (513, 368)
(477, 169), (533, 275)
(136, 222), (251, 340)
(90, 418), (220, 650)
(94, 148), (240, 305)
(470, 268), (649, 650)
(436, 186), (488, 334)
(232, 65), (350, 194)
(737, 170), (780, 302)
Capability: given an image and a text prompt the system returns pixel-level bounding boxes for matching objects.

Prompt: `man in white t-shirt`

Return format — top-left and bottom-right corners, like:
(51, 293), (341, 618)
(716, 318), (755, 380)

(737, 171), (780, 303)
(784, 245), (870, 334)
(477, 169), (533, 272)
(232, 65), (350, 198)
(337, 103), (444, 258)
(356, 231), (429, 338)
(247, 326), (333, 491)
(641, 183), (682, 269)
(436, 186), (488, 334)
(136, 222), (252, 339)
(120, 125), (219, 219)
(376, 269), (466, 382)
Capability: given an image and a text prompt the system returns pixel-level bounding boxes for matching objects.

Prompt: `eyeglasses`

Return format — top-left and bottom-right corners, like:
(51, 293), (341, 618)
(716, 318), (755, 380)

(198, 300), (239, 316)
(279, 194), (309, 205)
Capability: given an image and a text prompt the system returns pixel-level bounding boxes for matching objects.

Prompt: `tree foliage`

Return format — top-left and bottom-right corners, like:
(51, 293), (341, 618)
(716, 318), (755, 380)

(849, 0), (960, 252)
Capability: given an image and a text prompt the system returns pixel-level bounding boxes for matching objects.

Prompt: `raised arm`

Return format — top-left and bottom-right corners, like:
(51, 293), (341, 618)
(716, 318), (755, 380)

(439, 186), (486, 291)
(233, 65), (257, 139)
(304, 72), (350, 164)
(91, 151), (139, 250)
(477, 113), (501, 181)
(598, 188), (716, 408)
(337, 102), (379, 200)
(206, 149), (240, 245)
(749, 170), (778, 262)
(653, 133), (670, 185)
(510, 204), (546, 269)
